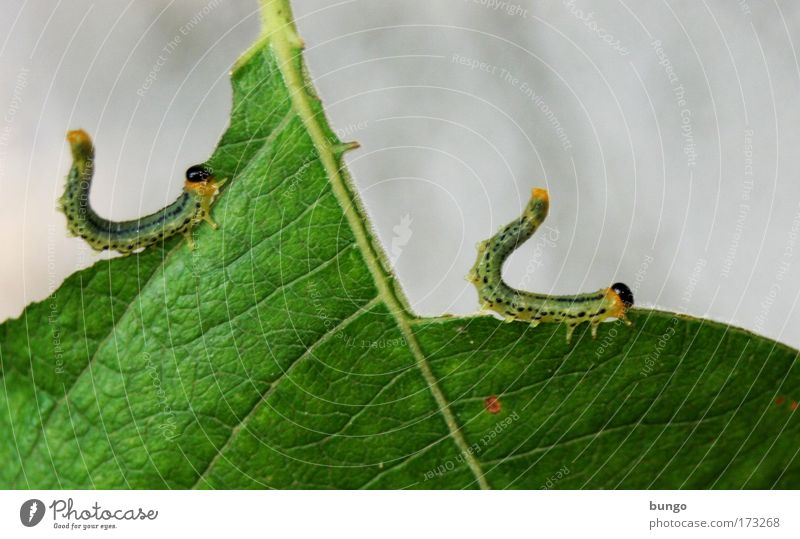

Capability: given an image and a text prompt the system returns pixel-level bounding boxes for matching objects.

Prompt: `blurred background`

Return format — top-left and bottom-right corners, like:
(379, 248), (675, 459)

(1, 0), (800, 348)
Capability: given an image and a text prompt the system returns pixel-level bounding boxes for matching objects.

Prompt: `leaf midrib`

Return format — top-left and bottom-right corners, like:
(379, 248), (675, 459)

(259, 0), (489, 489)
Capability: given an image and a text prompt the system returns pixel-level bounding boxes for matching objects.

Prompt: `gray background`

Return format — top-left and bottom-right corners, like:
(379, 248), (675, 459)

(2, 0), (799, 348)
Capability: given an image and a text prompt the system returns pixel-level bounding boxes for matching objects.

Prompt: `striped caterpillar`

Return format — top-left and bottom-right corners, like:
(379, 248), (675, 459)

(468, 188), (634, 343)
(60, 129), (224, 254)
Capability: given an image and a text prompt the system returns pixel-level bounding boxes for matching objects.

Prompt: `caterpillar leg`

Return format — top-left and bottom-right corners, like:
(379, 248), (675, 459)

(200, 176), (227, 230)
(591, 321), (600, 339)
(183, 231), (197, 251)
(202, 215), (219, 229)
(565, 323), (579, 344)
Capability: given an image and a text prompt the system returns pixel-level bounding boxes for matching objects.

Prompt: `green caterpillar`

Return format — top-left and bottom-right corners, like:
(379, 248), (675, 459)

(468, 188), (634, 343)
(60, 129), (224, 254)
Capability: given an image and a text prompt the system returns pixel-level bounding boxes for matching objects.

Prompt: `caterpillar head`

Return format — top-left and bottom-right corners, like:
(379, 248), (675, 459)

(186, 164), (212, 183)
(606, 282), (634, 323)
(611, 282), (634, 308)
(184, 164), (219, 197)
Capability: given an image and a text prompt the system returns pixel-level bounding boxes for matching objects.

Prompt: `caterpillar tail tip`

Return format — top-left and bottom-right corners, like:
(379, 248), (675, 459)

(531, 187), (549, 202)
(66, 129), (91, 145)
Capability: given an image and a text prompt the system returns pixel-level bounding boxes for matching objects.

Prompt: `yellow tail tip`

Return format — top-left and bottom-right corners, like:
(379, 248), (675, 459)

(66, 129), (91, 145)
(531, 187), (549, 202)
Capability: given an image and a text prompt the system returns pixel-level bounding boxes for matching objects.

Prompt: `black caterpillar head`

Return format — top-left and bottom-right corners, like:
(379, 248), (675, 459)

(186, 164), (212, 183)
(611, 282), (634, 308)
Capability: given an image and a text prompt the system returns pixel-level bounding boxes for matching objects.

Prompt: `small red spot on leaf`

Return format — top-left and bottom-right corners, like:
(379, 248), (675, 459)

(776, 396), (786, 406)
(791, 401), (798, 411)
(485, 395), (502, 414)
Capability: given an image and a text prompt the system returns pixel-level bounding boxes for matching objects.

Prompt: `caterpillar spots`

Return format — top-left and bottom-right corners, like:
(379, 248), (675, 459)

(467, 188), (634, 343)
(59, 129), (225, 255)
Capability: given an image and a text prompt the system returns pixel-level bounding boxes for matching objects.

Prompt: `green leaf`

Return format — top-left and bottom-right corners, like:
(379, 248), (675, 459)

(2, 0), (798, 489)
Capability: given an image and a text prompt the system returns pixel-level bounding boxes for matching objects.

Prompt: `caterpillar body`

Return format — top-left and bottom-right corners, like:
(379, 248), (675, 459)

(60, 129), (224, 255)
(468, 188), (634, 343)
